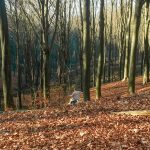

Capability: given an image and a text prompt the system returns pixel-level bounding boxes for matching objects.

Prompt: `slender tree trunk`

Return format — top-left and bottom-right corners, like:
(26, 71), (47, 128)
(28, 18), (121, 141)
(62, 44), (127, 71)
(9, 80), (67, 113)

(40, 44), (43, 90)
(103, 0), (108, 83)
(128, 0), (144, 94)
(96, 0), (104, 99)
(62, 0), (68, 94)
(15, 0), (22, 109)
(42, 50), (50, 99)
(143, 0), (150, 84)
(40, 0), (50, 99)
(119, 0), (123, 80)
(123, 0), (133, 81)
(66, 0), (71, 90)
(83, 0), (91, 101)
(91, 0), (96, 87)
(108, 0), (114, 82)
(79, 0), (83, 90)
(58, 0), (68, 94)
(141, 51), (144, 75)
(0, 0), (14, 110)
(24, 36), (33, 89)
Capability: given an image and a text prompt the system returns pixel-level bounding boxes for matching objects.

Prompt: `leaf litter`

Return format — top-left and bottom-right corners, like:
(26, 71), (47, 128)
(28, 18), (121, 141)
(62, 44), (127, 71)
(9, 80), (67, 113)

(0, 77), (150, 149)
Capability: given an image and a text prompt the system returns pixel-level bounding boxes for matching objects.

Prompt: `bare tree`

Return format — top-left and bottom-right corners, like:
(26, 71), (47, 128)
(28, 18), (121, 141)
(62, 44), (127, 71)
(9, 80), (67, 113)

(96, 0), (105, 99)
(83, 0), (91, 101)
(123, 0), (133, 81)
(128, 0), (145, 94)
(15, 0), (22, 109)
(0, 0), (14, 110)
(143, 0), (150, 84)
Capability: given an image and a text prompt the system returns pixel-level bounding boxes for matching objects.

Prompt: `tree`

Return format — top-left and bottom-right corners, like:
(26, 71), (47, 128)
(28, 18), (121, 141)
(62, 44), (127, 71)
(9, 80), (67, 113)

(0, 0), (14, 110)
(91, 0), (97, 87)
(38, 0), (50, 99)
(57, 0), (71, 94)
(143, 0), (150, 84)
(83, 0), (91, 101)
(123, 0), (133, 81)
(15, 0), (22, 109)
(79, 0), (84, 90)
(96, 0), (104, 99)
(119, 0), (125, 80)
(128, 0), (145, 94)
(108, 0), (114, 82)
(38, 0), (60, 99)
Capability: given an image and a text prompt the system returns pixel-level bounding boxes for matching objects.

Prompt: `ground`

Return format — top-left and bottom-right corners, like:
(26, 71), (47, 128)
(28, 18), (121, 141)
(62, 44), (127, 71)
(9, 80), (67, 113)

(0, 77), (150, 149)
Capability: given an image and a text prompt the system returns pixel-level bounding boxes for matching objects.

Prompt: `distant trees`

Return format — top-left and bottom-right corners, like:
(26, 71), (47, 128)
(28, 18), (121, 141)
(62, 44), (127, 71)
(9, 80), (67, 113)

(0, 0), (14, 110)
(0, 0), (149, 110)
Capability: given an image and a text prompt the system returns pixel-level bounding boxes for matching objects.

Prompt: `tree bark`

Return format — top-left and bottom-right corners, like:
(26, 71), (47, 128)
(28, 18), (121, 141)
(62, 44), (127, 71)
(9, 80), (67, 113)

(15, 0), (22, 109)
(91, 0), (96, 87)
(0, 0), (14, 110)
(83, 0), (91, 101)
(96, 0), (104, 99)
(143, 0), (150, 85)
(123, 0), (133, 81)
(39, 0), (50, 99)
(79, 0), (83, 90)
(128, 0), (144, 94)
(108, 0), (114, 82)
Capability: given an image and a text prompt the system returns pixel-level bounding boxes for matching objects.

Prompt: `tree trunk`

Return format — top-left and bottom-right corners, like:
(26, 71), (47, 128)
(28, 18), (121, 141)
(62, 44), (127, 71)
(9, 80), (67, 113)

(91, 0), (96, 87)
(108, 0), (114, 82)
(15, 0), (22, 109)
(83, 0), (91, 101)
(79, 0), (83, 90)
(123, 0), (133, 81)
(143, 0), (150, 85)
(96, 0), (104, 99)
(40, 0), (50, 99)
(42, 50), (50, 99)
(128, 0), (144, 94)
(0, 0), (14, 110)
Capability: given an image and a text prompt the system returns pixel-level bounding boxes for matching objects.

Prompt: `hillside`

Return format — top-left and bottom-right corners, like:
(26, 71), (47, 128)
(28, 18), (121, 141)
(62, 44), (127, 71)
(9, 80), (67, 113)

(0, 77), (150, 149)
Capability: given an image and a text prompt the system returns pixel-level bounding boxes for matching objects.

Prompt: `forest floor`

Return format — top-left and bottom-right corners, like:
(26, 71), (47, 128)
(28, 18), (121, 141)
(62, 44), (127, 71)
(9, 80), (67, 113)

(0, 76), (150, 149)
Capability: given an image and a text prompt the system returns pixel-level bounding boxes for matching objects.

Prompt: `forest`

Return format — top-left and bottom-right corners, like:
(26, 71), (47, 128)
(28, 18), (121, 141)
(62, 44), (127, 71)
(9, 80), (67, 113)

(0, 0), (150, 149)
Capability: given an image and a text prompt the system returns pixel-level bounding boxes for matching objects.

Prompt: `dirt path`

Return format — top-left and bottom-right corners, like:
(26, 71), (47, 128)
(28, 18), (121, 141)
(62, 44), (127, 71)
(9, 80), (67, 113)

(113, 110), (150, 115)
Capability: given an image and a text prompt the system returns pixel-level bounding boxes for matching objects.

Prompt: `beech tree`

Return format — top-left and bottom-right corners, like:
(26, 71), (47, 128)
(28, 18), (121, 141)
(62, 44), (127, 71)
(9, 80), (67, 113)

(143, 0), (150, 85)
(83, 0), (91, 101)
(96, 0), (104, 99)
(15, 0), (22, 109)
(108, 0), (114, 82)
(38, 0), (50, 99)
(38, 0), (60, 99)
(0, 0), (14, 110)
(128, 0), (145, 94)
(123, 0), (133, 81)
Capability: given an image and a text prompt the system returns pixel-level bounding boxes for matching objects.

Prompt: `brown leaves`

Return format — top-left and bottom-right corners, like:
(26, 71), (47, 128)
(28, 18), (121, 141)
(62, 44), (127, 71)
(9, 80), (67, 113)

(0, 77), (150, 149)
(0, 108), (150, 149)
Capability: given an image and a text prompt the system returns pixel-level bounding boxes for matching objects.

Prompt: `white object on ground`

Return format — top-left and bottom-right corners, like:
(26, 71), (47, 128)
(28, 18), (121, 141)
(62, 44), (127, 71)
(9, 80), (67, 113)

(69, 91), (82, 105)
